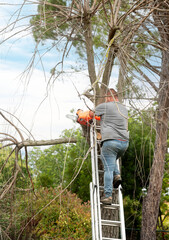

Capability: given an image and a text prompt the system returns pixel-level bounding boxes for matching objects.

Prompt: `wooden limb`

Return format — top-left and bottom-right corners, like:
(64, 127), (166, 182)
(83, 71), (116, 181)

(0, 226), (12, 240)
(82, 90), (94, 102)
(0, 111), (24, 141)
(90, 0), (103, 15)
(0, 138), (17, 145)
(91, 0), (98, 11)
(0, 148), (16, 174)
(0, 143), (15, 149)
(0, 132), (18, 144)
(140, 57), (161, 76)
(101, 45), (116, 92)
(17, 138), (77, 148)
(130, 40), (169, 52)
(101, 0), (112, 28)
(0, 169), (19, 200)
(83, 0), (90, 12)
(68, 0), (75, 17)
(123, 50), (159, 92)
(122, 5), (158, 46)
(83, 19), (97, 85)
(112, 0), (121, 26)
(117, 0), (153, 27)
(136, 66), (159, 92)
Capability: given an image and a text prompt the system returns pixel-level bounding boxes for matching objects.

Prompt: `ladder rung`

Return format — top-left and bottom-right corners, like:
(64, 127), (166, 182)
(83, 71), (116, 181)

(99, 186), (119, 193)
(101, 203), (120, 209)
(101, 220), (121, 227)
(102, 238), (122, 240)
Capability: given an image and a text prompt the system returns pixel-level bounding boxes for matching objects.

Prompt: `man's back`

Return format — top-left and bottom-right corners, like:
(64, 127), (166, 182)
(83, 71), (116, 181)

(95, 101), (129, 142)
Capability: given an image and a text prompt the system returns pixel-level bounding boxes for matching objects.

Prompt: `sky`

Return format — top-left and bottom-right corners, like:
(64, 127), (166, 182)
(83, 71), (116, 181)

(0, 1), (119, 142)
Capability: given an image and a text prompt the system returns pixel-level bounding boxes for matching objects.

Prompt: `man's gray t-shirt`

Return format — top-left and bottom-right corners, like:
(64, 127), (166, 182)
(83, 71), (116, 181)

(95, 101), (129, 142)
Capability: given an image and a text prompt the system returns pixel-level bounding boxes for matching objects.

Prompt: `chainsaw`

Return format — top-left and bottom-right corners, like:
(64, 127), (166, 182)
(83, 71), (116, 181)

(66, 109), (100, 126)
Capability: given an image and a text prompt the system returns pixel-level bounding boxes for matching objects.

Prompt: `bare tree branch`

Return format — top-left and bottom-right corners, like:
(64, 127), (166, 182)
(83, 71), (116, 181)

(17, 138), (77, 148)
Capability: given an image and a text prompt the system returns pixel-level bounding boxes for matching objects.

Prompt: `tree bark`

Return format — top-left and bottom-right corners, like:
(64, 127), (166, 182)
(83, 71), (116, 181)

(141, 2), (169, 239)
(83, 16), (97, 86)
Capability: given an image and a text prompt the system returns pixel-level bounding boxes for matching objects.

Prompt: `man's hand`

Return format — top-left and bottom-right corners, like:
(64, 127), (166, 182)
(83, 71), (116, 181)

(89, 110), (94, 118)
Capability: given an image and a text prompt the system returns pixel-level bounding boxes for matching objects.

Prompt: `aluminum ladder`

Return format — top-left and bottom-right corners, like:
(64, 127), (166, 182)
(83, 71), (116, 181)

(90, 125), (126, 240)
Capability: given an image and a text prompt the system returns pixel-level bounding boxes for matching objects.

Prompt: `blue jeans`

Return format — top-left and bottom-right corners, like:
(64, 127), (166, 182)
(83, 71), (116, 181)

(101, 139), (129, 197)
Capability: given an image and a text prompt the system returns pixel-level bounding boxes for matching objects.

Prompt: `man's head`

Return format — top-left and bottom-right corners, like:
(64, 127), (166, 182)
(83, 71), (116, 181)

(105, 88), (118, 102)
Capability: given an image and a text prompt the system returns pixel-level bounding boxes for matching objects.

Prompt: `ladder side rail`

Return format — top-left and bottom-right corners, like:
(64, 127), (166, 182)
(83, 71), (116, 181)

(90, 126), (99, 240)
(118, 187), (126, 240)
(117, 159), (126, 240)
(94, 130), (102, 239)
(90, 182), (96, 240)
(90, 126), (97, 186)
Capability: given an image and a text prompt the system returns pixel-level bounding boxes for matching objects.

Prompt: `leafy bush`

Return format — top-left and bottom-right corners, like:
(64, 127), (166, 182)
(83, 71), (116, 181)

(21, 188), (92, 240)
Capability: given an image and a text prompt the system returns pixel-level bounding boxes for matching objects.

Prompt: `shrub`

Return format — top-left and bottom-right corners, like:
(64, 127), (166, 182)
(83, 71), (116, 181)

(21, 188), (92, 240)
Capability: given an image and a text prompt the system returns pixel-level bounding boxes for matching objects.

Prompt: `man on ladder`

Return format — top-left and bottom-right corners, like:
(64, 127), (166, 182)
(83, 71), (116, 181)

(77, 88), (129, 205)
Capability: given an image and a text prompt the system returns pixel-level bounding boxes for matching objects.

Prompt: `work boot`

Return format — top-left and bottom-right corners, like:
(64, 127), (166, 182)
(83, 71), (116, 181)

(100, 196), (112, 205)
(113, 175), (122, 188)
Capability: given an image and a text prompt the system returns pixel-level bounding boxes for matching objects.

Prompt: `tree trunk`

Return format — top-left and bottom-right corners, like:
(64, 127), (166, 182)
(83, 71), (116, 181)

(117, 66), (125, 102)
(141, 2), (169, 238)
(83, 16), (97, 86)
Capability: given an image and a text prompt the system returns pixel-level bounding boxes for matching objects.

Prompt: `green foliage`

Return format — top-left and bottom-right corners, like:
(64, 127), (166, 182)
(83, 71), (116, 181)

(122, 110), (156, 199)
(124, 196), (142, 228)
(0, 188), (91, 239)
(29, 128), (91, 202)
(121, 109), (156, 228)
(62, 129), (91, 202)
(0, 148), (14, 185)
(0, 147), (32, 190)
(30, 0), (110, 60)
(158, 147), (169, 231)
(29, 0), (161, 103)
(29, 145), (65, 188)
(1, 116), (169, 238)
(0, 134), (91, 238)
(21, 188), (91, 240)
(30, 0), (68, 42)
(122, 109), (169, 230)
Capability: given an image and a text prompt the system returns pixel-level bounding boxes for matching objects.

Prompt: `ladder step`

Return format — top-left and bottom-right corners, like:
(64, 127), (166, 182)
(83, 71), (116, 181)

(99, 186), (119, 193)
(101, 203), (120, 209)
(98, 169), (104, 173)
(101, 220), (121, 227)
(102, 238), (122, 240)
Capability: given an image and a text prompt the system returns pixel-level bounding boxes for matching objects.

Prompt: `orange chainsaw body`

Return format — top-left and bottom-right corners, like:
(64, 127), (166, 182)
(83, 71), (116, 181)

(76, 109), (100, 126)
